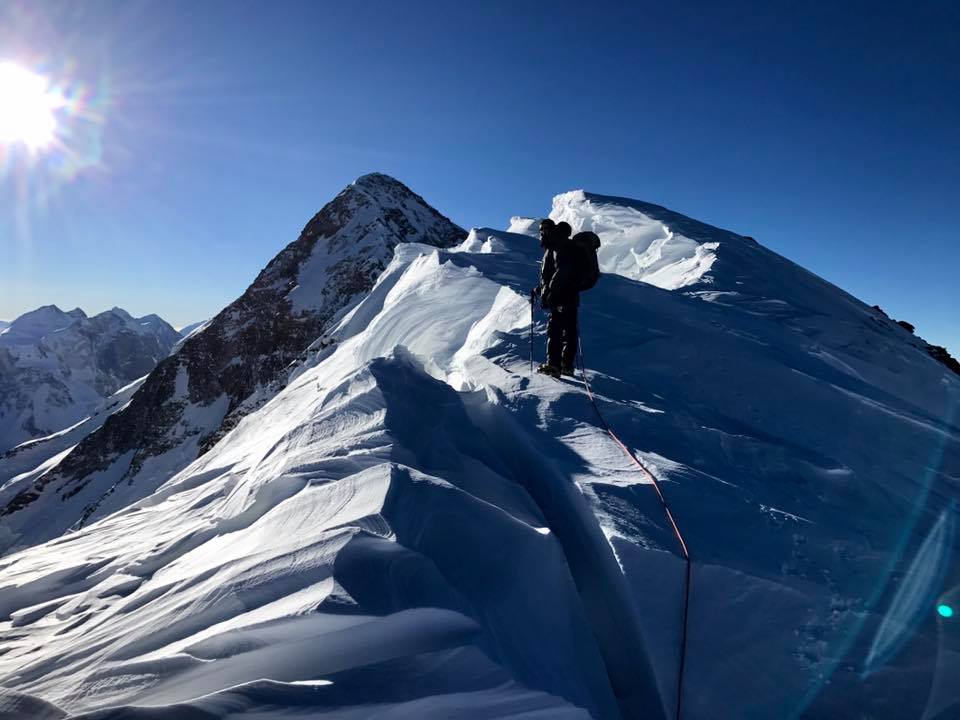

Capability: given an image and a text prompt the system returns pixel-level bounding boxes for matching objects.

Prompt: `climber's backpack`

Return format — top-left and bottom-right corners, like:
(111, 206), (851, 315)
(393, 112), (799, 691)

(571, 231), (601, 291)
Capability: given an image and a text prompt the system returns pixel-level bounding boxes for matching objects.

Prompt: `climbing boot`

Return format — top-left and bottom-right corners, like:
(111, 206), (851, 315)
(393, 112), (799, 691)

(536, 363), (561, 379)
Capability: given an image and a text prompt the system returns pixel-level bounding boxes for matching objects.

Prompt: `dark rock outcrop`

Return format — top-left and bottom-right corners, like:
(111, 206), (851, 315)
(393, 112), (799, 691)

(927, 344), (960, 376)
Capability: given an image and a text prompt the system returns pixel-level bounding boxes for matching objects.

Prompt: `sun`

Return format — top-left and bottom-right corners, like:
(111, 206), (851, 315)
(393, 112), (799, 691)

(0, 61), (66, 152)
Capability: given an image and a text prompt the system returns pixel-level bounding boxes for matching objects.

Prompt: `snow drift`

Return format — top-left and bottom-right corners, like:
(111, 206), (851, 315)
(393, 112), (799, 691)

(549, 191), (718, 290)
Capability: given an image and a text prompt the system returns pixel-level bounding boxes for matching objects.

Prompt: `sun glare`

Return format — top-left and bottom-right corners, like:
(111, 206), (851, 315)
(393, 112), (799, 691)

(0, 61), (66, 152)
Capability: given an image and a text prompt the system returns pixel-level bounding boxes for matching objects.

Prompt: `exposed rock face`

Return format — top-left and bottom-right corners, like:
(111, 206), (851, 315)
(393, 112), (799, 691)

(0, 306), (179, 452)
(872, 307), (959, 377)
(926, 344), (960, 376)
(0, 173), (465, 550)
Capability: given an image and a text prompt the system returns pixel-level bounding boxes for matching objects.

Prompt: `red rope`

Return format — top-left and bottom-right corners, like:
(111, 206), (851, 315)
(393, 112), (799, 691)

(577, 335), (692, 720)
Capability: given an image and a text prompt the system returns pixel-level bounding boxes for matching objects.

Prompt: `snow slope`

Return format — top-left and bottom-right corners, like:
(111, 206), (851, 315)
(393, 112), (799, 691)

(0, 183), (958, 720)
(0, 376), (146, 505)
(0, 306), (179, 453)
(0, 174), (465, 554)
(177, 321), (207, 339)
(170, 320), (208, 355)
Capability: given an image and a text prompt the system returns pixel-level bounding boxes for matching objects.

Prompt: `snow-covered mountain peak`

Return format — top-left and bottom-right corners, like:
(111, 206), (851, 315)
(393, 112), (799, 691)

(0, 305), (84, 346)
(0, 306), (179, 453)
(274, 173), (464, 313)
(0, 306), (177, 350)
(136, 313), (168, 329)
(352, 171), (407, 191)
(342, 172), (442, 219)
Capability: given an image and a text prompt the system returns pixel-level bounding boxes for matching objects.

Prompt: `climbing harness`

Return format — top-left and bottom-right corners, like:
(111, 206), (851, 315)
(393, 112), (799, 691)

(577, 332), (693, 720)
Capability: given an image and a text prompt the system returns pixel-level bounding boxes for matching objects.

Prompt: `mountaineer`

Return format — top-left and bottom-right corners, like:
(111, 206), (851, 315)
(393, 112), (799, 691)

(532, 219), (600, 378)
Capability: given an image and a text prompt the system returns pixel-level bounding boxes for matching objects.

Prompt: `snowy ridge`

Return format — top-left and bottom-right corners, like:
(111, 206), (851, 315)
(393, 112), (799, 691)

(0, 181), (957, 719)
(171, 320), (208, 353)
(0, 174), (465, 555)
(0, 241), (622, 718)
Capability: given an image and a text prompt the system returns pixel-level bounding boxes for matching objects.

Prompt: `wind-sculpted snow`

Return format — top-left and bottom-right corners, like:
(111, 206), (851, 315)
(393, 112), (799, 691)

(0, 265), (620, 717)
(506, 216), (541, 237)
(0, 187), (958, 719)
(0, 174), (465, 555)
(550, 190), (719, 290)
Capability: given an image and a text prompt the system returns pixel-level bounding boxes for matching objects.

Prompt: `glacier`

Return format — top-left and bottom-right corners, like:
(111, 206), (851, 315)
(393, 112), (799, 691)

(0, 178), (958, 720)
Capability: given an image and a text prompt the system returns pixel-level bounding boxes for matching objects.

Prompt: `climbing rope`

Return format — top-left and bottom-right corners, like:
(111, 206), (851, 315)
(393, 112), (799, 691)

(576, 333), (693, 720)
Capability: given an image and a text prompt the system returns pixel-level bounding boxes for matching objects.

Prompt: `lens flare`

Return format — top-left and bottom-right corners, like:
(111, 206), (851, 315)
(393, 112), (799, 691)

(0, 61), (66, 151)
(939, 604), (955, 619)
(863, 505), (956, 676)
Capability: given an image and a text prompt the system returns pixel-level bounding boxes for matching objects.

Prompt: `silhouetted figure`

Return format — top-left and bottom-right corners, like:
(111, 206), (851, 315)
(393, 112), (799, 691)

(533, 219), (599, 377)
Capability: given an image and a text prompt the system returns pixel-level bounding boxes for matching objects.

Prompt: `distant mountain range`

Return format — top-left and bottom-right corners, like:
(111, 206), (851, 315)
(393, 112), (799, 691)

(0, 306), (180, 453)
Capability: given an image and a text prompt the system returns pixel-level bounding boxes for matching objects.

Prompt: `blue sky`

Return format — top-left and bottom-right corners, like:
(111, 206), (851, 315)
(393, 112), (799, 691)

(1, 0), (957, 354)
